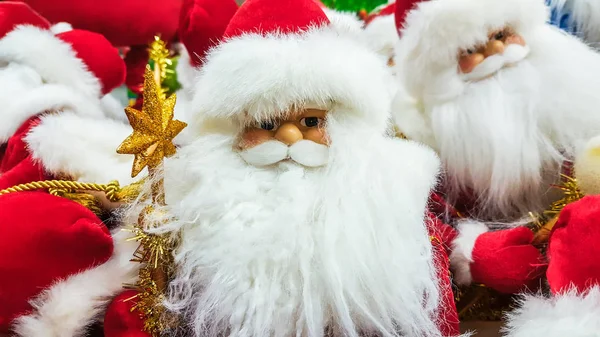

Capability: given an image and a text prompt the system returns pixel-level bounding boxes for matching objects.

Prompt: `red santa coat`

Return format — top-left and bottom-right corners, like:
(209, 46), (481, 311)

(0, 104), (139, 334)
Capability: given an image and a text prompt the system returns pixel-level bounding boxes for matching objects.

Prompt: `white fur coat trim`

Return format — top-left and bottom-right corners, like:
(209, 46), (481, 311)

(449, 220), (488, 286)
(191, 26), (395, 135)
(0, 25), (101, 99)
(11, 229), (140, 337)
(503, 286), (600, 337)
(0, 84), (105, 143)
(24, 112), (140, 185)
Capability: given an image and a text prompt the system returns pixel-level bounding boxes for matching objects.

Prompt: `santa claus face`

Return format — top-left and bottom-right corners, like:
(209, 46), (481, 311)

(457, 26), (529, 81)
(237, 108), (330, 168)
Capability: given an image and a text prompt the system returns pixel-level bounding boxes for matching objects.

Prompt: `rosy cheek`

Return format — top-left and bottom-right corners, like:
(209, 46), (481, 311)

(458, 52), (485, 74)
(505, 34), (526, 46)
(239, 128), (273, 149)
(304, 127), (329, 145)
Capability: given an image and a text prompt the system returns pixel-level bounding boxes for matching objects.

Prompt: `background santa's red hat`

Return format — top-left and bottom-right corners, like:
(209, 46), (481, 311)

(176, 0), (238, 91)
(189, 0), (394, 135)
(0, 2), (126, 143)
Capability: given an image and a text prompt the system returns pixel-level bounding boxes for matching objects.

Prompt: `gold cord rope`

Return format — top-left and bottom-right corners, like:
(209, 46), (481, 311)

(0, 180), (121, 201)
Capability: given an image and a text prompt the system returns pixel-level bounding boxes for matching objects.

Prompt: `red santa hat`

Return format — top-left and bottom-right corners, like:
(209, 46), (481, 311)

(363, 1), (397, 58)
(176, 0), (238, 91)
(190, 0), (393, 134)
(0, 2), (126, 142)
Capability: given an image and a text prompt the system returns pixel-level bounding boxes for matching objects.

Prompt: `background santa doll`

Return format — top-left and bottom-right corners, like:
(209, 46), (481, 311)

(393, 0), (600, 224)
(0, 3), (140, 335)
(116, 0), (462, 335)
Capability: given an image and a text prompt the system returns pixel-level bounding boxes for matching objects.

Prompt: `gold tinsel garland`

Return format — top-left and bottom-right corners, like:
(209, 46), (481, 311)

(118, 36), (186, 336)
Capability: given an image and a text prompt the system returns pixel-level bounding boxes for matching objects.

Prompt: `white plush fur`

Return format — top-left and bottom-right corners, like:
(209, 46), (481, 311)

(191, 25), (394, 137)
(449, 220), (488, 286)
(0, 81), (105, 143)
(12, 229), (140, 337)
(503, 286), (600, 337)
(25, 111), (140, 185)
(0, 25), (101, 99)
(364, 14), (397, 59)
(99, 93), (128, 123)
(0, 62), (43, 142)
(574, 135), (600, 195)
(549, 0), (600, 46)
(394, 0), (600, 220)
(49, 22), (73, 34)
(322, 8), (364, 36)
(175, 44), (199, 92)
(129, 120), (446, 336)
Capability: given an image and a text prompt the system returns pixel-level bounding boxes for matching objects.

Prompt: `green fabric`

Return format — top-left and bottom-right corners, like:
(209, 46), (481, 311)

(321, 0), (387, 13)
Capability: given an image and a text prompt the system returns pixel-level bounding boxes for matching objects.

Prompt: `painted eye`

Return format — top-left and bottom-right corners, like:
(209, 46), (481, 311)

(260, 121), (277, 130)
(300, 117), (322, 127)
(494, 31), (505, 40)
(466, 49), (475, 55)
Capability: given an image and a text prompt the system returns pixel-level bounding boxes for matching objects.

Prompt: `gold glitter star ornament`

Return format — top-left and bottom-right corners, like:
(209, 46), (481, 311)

(117, 65), (187, 177)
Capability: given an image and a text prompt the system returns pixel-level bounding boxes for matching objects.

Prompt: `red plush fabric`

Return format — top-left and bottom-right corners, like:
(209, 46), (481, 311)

(427, 212), (458, 255)
(431, 238), (460, 336)
(470, 227), (545, 293)
(179, 0), (238, 66)
(56, 29), (126, 95)
(395, 0), (420, 32)
(547, 195), (600, 294)
(17, 0), (182, 47)
(365, 2), (395, 24)
(224, 0), (330, 38)
(0, 191), (113, 332)
(0, 117), (47, 190)
(0, 2), (49, 39)
(0, 116), (39, 174)
(104, 290), (150, 337)
(124, 45), (149, 98)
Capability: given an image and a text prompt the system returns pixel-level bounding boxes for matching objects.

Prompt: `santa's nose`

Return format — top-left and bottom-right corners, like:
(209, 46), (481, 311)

(275, 123), (303, 145)
(483, 39), (505, 57)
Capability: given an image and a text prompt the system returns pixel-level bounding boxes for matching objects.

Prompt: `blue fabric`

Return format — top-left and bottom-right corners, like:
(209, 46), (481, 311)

(546, 0), (579, 34)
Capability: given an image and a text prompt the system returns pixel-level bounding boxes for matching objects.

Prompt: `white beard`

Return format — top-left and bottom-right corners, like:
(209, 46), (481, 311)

(147, 117), (444, 337)
(427, 61), (563, 221)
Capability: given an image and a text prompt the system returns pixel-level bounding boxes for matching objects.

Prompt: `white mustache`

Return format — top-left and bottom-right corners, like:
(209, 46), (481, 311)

(239, 140), (329, 167)
(462, 44), (530, 82)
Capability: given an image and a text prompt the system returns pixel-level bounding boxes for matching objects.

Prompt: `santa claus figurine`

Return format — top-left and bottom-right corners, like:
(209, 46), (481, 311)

(393, 0), (600, 223)
(114, 0), (462, 335)
(0, 3), (140, 335)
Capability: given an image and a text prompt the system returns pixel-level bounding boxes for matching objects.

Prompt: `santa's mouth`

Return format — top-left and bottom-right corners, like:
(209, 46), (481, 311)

(239, 139), (329, 168)
(460, 44), (530, 82)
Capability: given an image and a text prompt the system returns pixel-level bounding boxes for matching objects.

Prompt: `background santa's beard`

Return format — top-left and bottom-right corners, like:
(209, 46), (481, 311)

(429, 61), (563, 221)
(158, 122), (442, 337)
